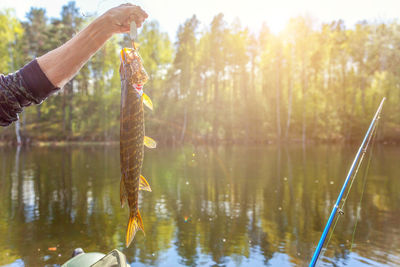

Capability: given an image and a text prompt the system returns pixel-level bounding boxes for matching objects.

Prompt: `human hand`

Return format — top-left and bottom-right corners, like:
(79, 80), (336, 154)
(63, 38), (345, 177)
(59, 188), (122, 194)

(102, 3), (148, 34)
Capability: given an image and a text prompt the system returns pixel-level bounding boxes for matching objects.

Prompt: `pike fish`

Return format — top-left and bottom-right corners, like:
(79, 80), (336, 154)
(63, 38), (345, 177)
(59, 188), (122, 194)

(119, 47), (156, 248)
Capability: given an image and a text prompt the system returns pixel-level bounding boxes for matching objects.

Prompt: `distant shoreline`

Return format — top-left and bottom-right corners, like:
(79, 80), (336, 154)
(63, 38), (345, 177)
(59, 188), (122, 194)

(0, 141), (119, 147)
(0, 139), (398, 147)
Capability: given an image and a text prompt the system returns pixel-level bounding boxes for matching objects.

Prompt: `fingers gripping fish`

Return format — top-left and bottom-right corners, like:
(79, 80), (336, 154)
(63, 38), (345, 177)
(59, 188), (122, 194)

(119, 46), (156, 248)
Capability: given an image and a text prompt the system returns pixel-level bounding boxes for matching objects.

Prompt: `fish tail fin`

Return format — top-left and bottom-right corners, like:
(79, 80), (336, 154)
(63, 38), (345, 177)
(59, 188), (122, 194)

(126, 210), (145, 247)
(120, 179), (127, 208)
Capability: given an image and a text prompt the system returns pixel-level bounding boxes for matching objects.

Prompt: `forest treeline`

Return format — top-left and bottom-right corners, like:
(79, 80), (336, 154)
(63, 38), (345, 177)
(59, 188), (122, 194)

(0, 2), (399, 144)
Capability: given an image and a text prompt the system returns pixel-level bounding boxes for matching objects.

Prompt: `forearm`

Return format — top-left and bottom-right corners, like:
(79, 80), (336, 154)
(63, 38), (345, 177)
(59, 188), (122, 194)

(0, 4), (147, 127)
(37, 15), (113, 88)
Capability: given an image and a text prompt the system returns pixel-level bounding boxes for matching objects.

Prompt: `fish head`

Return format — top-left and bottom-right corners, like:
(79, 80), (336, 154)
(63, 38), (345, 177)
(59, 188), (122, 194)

(120, 48), (149, 86)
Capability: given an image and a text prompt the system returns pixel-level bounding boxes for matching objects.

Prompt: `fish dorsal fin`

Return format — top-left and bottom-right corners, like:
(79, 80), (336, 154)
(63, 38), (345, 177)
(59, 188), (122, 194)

(144, 136), (157, 149)
(126, 210), (145, 247)
(139, 175), (152, 192)
(143, 93), (153, 111)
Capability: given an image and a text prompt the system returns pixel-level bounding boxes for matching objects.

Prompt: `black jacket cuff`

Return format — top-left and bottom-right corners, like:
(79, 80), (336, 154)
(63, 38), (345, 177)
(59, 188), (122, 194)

(19, 59), (59, 102)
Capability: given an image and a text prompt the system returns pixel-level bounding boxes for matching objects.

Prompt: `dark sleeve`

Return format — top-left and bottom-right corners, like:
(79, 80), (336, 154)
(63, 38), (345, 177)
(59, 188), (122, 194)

(0, 59), (59, 127)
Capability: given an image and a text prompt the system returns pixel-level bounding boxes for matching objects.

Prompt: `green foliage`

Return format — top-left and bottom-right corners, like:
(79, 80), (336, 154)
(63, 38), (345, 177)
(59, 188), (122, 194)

(1, 3), (400, 143)
(0, 9), (24, 73)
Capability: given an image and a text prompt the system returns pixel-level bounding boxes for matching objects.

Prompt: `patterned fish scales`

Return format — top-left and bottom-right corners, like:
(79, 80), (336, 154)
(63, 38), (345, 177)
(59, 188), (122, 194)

(119, 48), (154, 248)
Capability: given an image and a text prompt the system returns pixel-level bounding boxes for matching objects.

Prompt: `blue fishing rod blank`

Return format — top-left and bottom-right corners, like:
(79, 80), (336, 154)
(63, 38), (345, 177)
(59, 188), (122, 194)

(309, 97), (385, 267)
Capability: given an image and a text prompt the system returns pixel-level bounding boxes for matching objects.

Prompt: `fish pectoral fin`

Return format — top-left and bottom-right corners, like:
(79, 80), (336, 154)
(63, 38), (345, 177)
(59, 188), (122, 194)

(143, 93), (153, 111)
(139, 175), (152, 192)
(144, 136), (157, 149)
(126, 210), (145, 248)
(120, 179), (127, 208)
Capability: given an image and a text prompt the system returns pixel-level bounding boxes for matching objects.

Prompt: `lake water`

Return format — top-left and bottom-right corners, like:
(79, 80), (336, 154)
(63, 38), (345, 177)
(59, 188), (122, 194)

(0, 144), (399, 266)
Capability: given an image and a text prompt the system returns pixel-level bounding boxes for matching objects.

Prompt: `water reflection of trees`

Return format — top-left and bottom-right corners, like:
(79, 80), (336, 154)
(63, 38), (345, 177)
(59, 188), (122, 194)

(0, 145), (399, 266)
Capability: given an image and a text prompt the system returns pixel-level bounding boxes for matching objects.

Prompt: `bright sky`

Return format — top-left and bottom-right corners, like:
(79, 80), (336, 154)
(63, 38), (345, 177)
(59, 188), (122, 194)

(2, 0), (400, 39)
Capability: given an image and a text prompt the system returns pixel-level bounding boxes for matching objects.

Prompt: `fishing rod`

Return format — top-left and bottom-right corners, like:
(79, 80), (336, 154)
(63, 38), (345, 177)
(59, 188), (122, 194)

(309, 97), (386, 267)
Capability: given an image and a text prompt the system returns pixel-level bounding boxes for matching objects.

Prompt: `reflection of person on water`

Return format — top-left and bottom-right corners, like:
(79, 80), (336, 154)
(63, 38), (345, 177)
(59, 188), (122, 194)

(0, 3), (148, 127)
